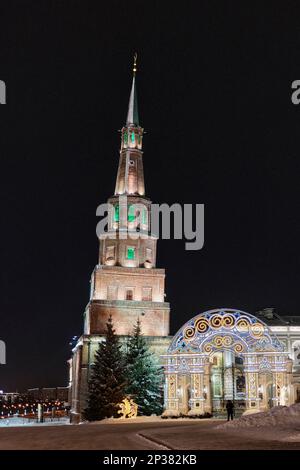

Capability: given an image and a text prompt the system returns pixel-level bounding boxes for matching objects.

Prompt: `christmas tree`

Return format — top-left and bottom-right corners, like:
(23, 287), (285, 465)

(84, 315), (126, 421)
(125, 319), (164, 415)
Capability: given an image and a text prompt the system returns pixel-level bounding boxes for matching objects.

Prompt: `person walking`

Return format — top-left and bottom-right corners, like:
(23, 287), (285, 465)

(226, 400), (234, 421)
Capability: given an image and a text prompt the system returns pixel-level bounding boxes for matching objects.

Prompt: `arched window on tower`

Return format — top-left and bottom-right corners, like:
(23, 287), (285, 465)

(128, 205), (135, 222)
(114, 204), (119, 222)
(125, 288), (134, 301)
(126, 246), (135, 260)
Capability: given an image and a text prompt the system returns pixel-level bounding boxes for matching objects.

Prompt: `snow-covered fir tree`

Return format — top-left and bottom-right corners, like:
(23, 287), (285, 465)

(125, 319), (164, 415)
(84, 315), (126, 421)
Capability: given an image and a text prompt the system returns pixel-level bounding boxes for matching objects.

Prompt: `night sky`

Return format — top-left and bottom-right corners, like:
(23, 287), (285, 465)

(1, 2), (300, 391)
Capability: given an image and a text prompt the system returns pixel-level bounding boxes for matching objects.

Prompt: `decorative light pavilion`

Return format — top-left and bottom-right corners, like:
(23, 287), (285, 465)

(162, 308), (293, 416)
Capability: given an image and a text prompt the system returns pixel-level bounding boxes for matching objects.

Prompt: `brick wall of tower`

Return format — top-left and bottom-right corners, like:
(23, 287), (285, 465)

(85, 265), (170, 336)
(93, 266), (165, 302)
(99, 235), (157, 269)
(88, 301), (170, 336)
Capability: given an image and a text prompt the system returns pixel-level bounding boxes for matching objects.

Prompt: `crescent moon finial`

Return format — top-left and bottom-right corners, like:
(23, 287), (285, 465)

(133, 52), (137, 75)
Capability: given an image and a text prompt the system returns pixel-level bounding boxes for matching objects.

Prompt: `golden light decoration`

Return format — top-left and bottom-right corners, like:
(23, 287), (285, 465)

(250, 322), (264, 338)
(204, 343), (212, 353)
(236, 318), (250, 333)
(117, 397), (138, 419)
(195, 317), (209, 333)
(211, 315), (223, 328)
(214, 336), (223, 347)
(222, 314), (235, 328)
(184, 327), (195, 339)
(223, 335), (233, 347)
(234, 343), (244, 354)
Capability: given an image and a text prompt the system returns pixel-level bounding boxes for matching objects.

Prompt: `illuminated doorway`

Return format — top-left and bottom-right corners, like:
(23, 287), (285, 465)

(209, 351), (246, 415)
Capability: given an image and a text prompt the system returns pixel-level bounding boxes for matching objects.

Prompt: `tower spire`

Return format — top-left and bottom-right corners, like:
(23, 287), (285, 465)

(115, 54), (144, 195)
(126, 52), (139, 126)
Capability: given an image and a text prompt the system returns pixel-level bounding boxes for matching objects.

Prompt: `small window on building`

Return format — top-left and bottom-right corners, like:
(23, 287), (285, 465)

(142, 287), (152, 302)
(126, 288), (134, 301)
(127, 246), (135, 260)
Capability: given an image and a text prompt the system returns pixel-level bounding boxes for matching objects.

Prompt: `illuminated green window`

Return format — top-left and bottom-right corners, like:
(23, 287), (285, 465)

(127, 247), (135, 260)
(130, 131), (135, 143)
(114, 204), (119, 222)
(124, 131), (128, 145)
(128, 204), (135, 222)
(142, 208), (147, 225)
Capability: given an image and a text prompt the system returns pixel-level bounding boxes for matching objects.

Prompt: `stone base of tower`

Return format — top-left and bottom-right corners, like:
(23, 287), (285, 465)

(69, 334), (172, 423)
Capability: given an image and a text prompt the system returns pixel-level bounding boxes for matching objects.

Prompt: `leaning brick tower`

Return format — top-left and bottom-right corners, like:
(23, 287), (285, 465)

(69, 56), (171, 422)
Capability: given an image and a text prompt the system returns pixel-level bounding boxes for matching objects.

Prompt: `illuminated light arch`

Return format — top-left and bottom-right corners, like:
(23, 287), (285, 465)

(168, 308), (283, 355)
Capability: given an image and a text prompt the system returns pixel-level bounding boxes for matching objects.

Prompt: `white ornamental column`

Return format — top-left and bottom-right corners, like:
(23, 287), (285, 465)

(163, 372), (179, 417)
(188, 372), (204, 415)
(243, 353), (260, 413)
(273, 371), (284, 407)
(245, 371), (260, 412)
(286, 358), (293, 406)
(203, 361), (212, 414)
(224, 350), (234, 400)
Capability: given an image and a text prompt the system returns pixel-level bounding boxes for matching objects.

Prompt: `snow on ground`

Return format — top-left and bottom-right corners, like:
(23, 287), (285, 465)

(0, 418), (300, 449)
(88, 415), (162, 425)
(89, 416), (203, 425)
(0, 417), (69, 427)
(217, 403), (300, 442)
(218, 403), (300, 429)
